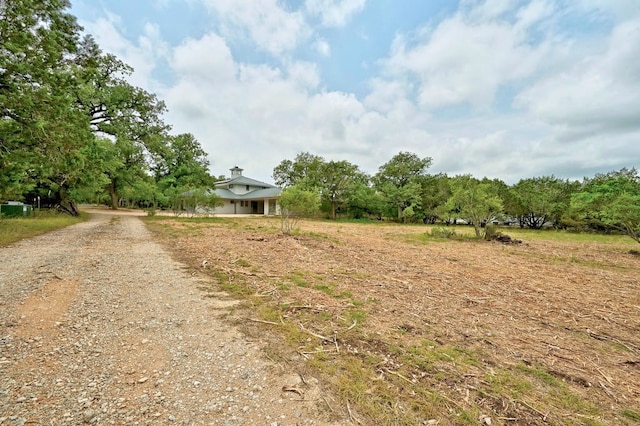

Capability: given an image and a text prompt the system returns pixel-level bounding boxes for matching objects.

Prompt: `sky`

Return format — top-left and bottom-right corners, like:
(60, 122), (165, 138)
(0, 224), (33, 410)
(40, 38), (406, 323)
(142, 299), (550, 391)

(70, 0), (640, 185)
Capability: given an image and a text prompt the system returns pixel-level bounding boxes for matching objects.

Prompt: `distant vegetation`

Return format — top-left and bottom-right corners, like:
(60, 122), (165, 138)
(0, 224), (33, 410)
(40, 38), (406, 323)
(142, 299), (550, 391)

(274, 152), (640, 244)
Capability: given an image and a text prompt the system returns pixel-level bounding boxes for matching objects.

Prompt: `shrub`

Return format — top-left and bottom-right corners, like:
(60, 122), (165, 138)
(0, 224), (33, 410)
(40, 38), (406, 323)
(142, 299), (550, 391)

(428, 226), (457, 239)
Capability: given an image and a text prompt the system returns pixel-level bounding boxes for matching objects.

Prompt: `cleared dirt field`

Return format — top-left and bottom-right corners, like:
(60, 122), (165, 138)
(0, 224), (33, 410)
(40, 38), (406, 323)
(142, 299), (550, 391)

(147, 216), (640, 425)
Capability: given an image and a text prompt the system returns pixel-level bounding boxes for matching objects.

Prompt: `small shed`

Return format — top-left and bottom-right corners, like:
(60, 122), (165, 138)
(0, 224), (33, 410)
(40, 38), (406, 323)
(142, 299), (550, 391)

(1, 201), (33, 218)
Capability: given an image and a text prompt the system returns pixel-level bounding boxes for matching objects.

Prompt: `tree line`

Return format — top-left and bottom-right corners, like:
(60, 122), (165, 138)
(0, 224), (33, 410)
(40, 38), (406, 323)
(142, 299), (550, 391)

(1, 0), (217, 215)
(273, 152), (640, 243)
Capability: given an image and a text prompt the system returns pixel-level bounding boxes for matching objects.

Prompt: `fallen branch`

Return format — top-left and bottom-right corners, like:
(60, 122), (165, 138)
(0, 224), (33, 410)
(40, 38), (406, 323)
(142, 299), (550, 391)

(346, 399), (362, 425)
(282, 386), (305, 398)
(346, 319), (358, 331)
(518, 399), (549, 422)
(384, 368), (414, 384)
(598, 381), (618, 402)
(248, 318), (280, 326)
(298, 323), (330, 341)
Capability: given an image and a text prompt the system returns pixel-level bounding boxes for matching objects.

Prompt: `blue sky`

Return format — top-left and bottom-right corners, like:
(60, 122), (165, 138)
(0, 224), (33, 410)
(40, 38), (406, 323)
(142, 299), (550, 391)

(70, 0), (640, 184)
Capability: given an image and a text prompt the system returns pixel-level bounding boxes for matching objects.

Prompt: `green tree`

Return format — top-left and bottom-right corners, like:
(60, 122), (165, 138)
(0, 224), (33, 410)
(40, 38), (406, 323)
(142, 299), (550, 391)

(421, 173), (452, 224)
(319, 160), (365, 219)
(0, 0), (92, 213)
(272, 152), (325, 190)
(279, 185), (320, 234)
(73, 36), (169, 209)
(567, 168), (640, 243)
(154, 133), (214, 209)
(373, 152), (432, 220)
(345, 181), (385, 219)
(509, 176), (578, 229)
(446, 175), (504, 238)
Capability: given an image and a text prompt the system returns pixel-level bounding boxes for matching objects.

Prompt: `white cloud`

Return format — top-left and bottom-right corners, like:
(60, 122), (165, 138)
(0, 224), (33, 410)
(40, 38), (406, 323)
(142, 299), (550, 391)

(172, 33), (237, 83)
(515, 16), (640, 141)
(305, 0), (366, 27)
(199, 0), (310, 55)
(79, 14), (168, 91)
(314, 37), (331, 56)
(384, 1), (553, 110)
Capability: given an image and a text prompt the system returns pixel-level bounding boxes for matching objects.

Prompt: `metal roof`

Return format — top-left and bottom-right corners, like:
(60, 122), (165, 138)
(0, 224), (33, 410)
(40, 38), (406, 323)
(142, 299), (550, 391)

(212, 187), (281, 200)
(215, 175), (276, 188)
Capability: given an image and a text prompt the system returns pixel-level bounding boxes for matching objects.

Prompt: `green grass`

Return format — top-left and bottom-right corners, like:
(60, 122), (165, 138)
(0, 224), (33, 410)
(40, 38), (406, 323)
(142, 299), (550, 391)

(504, 227), (636, 245)
(621, 409), (640, 422)
(0, 210), (88, 246)
(402, 224), (638, 246)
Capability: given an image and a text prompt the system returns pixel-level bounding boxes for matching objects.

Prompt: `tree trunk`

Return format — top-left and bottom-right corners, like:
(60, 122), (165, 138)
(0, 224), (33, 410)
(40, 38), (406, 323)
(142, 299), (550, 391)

(54, 188), (79, 216)
(109, 179), (119, 210)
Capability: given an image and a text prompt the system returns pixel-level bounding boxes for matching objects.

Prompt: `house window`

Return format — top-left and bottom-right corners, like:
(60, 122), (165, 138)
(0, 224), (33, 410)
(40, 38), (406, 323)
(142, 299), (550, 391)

(246, 185), (250, 191)
(230, 200), (234, 204)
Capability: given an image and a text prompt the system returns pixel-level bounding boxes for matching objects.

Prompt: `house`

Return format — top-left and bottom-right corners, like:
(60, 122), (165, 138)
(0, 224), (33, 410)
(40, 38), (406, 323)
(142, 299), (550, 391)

(210, 166), (282, 215)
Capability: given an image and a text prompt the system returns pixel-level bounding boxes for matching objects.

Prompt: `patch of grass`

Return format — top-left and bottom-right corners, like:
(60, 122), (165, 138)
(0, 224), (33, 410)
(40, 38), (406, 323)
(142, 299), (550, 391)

(210, 269), (253, 296)
(234, 257), (251, 267)
(0, 210), (87, 246)
(485, 369), (534, 399)
(507, 248), (635, 271)
(313, 283), (338, 297)
(401, 227), (476, 244)
(344, 308), (366, 325)
(506, 227), (635, 245)
(621, 409), (640, 422)
(287, 270), (312, 287)
(517, 364), (562, 387)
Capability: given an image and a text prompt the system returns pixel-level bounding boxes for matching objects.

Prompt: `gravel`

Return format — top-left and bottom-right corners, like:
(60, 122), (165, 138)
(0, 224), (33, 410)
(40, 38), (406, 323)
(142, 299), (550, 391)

(0, 213), (342, 425)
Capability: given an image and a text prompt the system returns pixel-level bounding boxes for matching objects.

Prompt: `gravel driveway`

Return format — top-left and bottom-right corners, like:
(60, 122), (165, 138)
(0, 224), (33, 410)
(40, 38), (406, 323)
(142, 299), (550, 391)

(0, 213), (335, 425)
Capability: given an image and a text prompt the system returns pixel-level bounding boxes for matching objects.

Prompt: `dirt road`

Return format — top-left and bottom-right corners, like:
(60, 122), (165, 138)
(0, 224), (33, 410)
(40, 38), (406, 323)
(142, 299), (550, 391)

(0, 213), (336, 425)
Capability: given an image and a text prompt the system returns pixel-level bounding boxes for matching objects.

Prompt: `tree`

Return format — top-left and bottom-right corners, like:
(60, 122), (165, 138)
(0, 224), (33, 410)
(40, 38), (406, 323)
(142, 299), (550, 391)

(73, 36), (170, 209)
(279, 185), (320, 235)
(508, 176), (578, 229)
(345, 181), (385, 219)
(446, 175), (504, 238)
(421, 174), (452, 224)
(373, 152), (432, 220)
(272, 152), (325, 190)
(567, 168), (640, 244)
(0, 0), (90, 212)
(154, 133), (215, 209)
(319, 160), (365, 219)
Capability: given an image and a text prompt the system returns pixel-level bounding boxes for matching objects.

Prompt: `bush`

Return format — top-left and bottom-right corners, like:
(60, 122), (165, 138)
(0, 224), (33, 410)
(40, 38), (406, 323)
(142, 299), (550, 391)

(483, 223), (499, 240)
(428, 226), (458, 239)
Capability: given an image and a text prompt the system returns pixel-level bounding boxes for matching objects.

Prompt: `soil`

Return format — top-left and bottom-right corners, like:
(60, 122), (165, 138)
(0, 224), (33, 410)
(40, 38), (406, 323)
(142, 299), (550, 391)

(0, 211), (344, 425)
(147, 214), (640, 425)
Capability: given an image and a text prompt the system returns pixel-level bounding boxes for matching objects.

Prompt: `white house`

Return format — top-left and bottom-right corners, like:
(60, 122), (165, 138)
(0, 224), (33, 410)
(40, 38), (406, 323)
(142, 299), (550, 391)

(209, 166), (282, 215)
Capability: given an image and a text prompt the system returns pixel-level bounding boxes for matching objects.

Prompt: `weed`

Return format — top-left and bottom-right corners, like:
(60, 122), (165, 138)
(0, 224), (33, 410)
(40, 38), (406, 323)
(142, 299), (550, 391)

(429, 226), (458, 239)
(211, 269), (253, 296)
(313, 283), (335, 296)
(621, 409), (640, 422)
(287, 270), (312, 287)
(234, 257), (251, 267)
